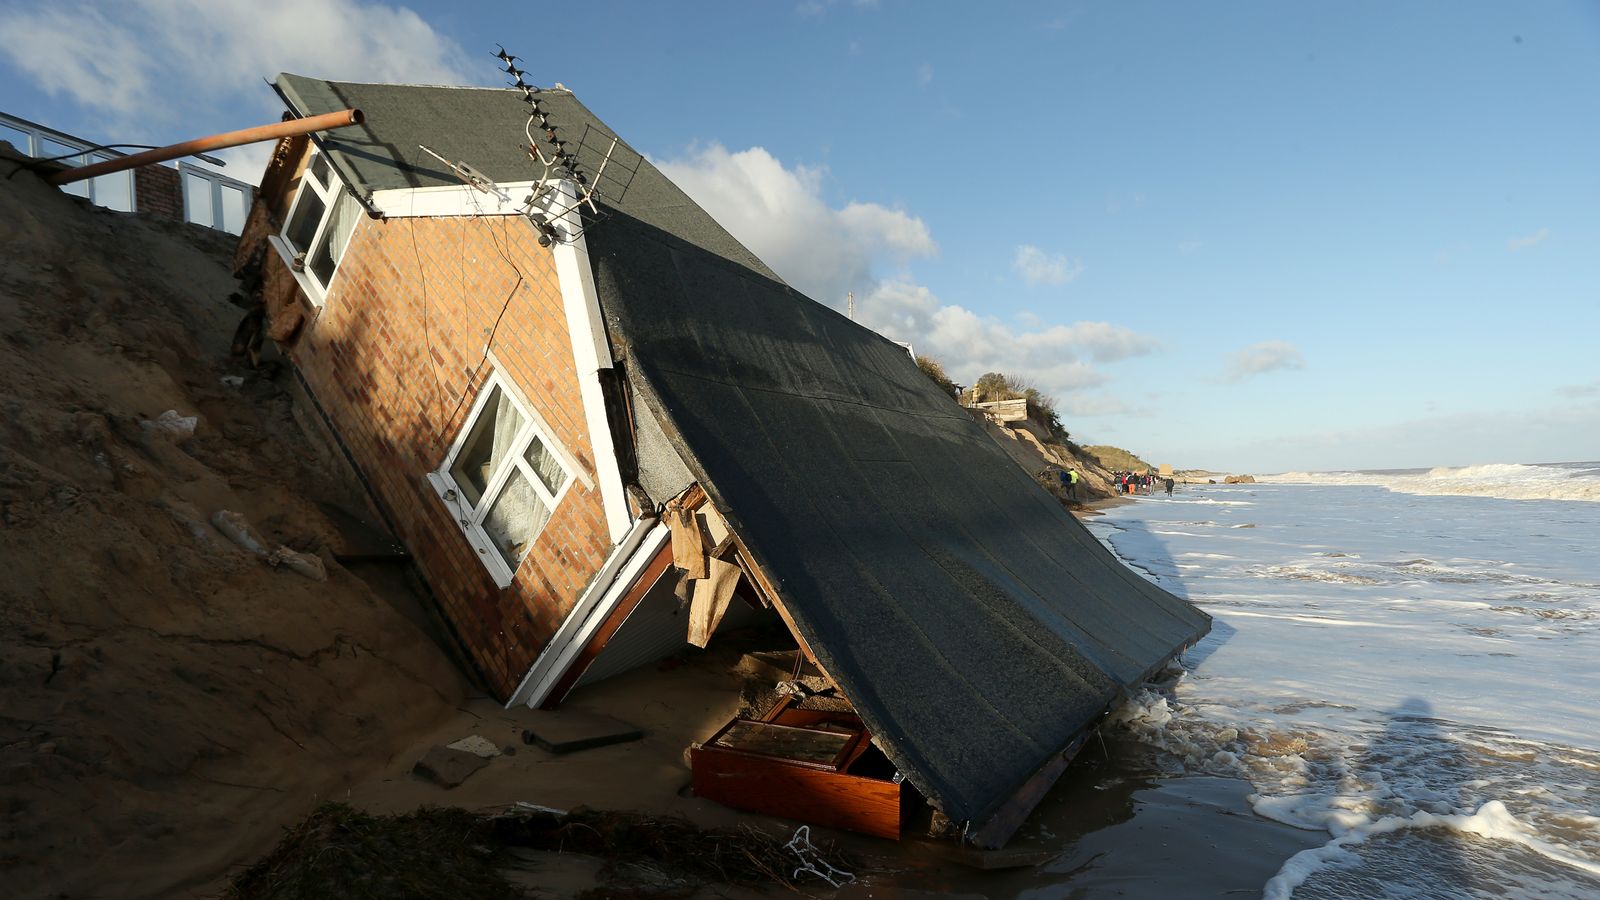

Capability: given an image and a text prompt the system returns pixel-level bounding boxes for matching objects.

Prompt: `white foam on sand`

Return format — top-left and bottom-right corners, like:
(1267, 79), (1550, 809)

(1095, 481), (1600, 896)
(1262, 801), (1600, 900)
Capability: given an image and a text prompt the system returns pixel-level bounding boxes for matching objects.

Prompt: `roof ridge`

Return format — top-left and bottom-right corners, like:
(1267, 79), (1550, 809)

(278, 72), (574, 94)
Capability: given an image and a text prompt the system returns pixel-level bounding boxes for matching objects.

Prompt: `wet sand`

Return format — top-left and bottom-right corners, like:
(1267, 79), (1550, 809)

(858, 737), (1325, 897)
(228, 637), (1323, 898)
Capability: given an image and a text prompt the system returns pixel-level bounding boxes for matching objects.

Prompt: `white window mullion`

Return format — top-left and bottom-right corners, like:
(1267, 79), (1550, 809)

(429, 370), (576, 588)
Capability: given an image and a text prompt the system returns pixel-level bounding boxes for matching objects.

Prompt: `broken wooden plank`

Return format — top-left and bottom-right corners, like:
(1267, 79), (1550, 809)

(965, 731), (1090, 849)
(687, 554), (741, 648)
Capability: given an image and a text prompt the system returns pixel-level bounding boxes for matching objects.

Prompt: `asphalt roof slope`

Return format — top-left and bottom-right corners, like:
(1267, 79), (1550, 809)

(274, 73), (1212, 830)
(586, 210), (1211, 828)
(274, 73), (779, 282)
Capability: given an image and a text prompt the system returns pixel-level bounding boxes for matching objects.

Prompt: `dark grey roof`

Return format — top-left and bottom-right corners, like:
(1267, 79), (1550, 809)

(276, 75), (1210, 832)
(587, 211), (1210, 829)
(274, 73), (778, 282)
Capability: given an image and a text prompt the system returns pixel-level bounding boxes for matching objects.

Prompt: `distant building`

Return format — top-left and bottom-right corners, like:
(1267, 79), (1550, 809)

(1, 110), (255, 234)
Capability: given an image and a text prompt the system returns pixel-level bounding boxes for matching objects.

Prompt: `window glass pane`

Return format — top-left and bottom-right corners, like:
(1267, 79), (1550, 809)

(46, 139), (91, 198)
(0, 124), (30, 156)
(308, 190), (360, 288)
(283, 187), (326, 254)
(482, 467), (550, 571)
(92, 169), (134, 212)
(524, 434), (568, 496)
(449, 386), (524, 507)
(308, 152), (331, 188)
(40, 138), (82, 163)
(219, 185), (249, 234)
(183, 172), (214, 226)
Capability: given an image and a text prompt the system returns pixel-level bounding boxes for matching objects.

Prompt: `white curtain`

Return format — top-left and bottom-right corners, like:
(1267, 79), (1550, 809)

(525, 436), (568, 495)
(479, 390), (548, 568)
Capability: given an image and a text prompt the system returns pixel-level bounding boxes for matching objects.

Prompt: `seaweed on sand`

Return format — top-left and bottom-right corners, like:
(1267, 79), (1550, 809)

(227, 803), (520, 900)
(229, 803), (858, 898)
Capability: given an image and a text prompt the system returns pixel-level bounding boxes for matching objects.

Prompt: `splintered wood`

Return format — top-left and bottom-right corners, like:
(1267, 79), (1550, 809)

(666, 487), (742, 647)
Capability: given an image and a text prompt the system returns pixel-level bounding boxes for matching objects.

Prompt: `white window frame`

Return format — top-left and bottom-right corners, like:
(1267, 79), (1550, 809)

(177, 161), (255, 235)
(266, 146), (360, 307)
(426, 369), (581, 588)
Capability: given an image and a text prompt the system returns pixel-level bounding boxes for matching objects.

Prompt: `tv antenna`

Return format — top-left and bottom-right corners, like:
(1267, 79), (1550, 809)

(491, 45), (640, 234)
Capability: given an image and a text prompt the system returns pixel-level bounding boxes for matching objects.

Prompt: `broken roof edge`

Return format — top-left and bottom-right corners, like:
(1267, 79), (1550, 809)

(270, 74), (387, 211)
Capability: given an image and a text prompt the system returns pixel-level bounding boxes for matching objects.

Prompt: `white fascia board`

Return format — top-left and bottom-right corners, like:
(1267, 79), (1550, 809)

(369, 181), (540, 218)
(544, 179), (632, 544)
(504, 518), (668, 709)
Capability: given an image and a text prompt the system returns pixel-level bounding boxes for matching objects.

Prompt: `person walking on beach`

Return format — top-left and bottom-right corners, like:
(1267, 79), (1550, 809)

(1068, 467), (1080, 500)
(1164, 476), (1174, 496)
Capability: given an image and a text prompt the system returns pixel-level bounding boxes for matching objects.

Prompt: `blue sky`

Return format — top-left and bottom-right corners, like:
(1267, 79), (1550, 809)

(2, 1), (1596, 472)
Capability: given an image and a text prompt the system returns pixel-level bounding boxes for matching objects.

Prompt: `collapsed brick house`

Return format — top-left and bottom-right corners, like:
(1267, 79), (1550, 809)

(235, 73), (1210, 846)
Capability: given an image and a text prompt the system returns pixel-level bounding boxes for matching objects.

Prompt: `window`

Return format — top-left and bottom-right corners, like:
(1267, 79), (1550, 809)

(429, 373), (574, 587)
(0, 113), (144, 214)
(272, 148), (360, 303)
(178, 162), (256, 234)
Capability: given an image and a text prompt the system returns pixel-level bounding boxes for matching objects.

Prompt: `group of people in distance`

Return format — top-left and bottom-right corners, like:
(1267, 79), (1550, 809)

(1114, 470), (1175, 497)
(1053, 466), (1178, 502)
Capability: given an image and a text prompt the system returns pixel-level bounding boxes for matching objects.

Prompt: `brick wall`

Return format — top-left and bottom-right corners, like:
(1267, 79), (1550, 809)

(134, 164), (182, 222)
(285, 213), (614, 698)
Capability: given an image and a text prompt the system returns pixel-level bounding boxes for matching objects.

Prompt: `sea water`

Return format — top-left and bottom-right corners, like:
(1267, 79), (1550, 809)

(1086, 462), (1600, 898)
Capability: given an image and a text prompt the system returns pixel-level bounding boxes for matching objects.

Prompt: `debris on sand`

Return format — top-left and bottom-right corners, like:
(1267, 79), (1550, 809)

(229, 802), (860, 899)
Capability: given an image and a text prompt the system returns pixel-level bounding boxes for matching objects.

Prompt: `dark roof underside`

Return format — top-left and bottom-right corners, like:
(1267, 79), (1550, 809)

(277, 74), (1211, 828)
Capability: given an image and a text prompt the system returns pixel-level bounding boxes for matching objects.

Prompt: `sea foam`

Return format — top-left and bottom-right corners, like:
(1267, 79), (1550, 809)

(1095, 479), (1600, 897)
(1262, 461), (1600, 502)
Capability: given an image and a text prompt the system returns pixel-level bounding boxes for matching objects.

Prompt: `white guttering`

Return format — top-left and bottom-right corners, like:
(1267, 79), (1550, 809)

(544, 179), (632, 544)
(505, 518), (669, 709)
(369, 181), (539, 218)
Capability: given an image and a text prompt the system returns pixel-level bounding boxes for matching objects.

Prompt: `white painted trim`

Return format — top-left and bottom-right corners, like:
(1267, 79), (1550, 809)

(505, 518), (668, 709)
(428, 368), (578, 589)
(544, 180), (632, 544)
(266, 234), (325, 311)
(371, 181), (540, 219)
(484, 348), (594, 492)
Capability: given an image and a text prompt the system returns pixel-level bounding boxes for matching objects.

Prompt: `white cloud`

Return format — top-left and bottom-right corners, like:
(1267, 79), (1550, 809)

(656, 143), (1160, 414)
(848, 280), (1157, 396)
(1221, 340), (1305, 383)
(0, 0), (473, 127)
(1013, 244), (1084, 286)
(1178, 239), (1203, 255)
(655, 142), (935, 304)
(916, 63), (935, 87)
(1507, 227), (1550, 251)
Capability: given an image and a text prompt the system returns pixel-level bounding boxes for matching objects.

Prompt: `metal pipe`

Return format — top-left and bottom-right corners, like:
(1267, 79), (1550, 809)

(46, 108), (364, 186)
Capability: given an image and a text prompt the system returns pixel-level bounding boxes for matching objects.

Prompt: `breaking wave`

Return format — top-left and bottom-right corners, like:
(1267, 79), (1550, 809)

(1111, 688), (1600, 900)
(1261, 462), (1600, 503)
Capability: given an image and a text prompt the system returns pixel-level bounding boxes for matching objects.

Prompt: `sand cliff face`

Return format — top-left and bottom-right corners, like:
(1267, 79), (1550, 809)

(0, 150), (466, 898)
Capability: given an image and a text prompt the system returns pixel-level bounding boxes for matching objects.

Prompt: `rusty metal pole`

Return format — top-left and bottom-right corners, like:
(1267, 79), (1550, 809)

(46, 108), (364, 186)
